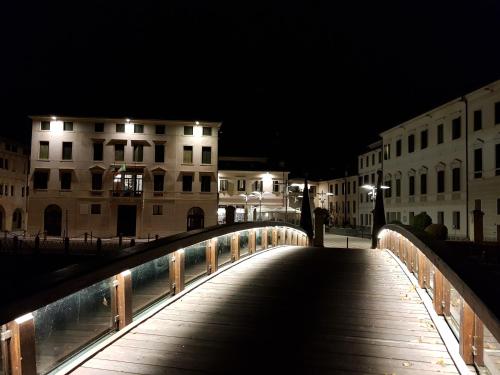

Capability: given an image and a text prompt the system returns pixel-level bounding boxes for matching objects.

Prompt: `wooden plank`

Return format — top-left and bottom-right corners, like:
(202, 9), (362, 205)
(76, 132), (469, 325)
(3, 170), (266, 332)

(116, 271), (132, 329)
(7, 314), (36, 375)
(460, 300), (474, 364)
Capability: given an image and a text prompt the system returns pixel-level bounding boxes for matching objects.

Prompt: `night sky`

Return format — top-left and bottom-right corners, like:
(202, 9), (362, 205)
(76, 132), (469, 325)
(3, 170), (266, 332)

(2, 1), (500, 178)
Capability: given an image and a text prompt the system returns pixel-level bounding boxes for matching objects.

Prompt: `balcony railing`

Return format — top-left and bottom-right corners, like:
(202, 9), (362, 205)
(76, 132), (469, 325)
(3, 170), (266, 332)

(110, 189), (143, 197)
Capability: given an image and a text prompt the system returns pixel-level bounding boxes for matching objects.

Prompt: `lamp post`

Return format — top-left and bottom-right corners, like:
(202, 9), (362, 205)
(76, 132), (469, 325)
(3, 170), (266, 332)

(239, 193), (252, 221)
(317, 191), (334, 209)
(361, 183), (389, 226)
(251, 191), (272, 221)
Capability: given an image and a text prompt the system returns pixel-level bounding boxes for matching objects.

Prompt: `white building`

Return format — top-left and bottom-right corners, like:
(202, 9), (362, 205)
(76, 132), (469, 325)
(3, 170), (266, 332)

(357, 141), (382, 229)
(28, 116), (220, 238)
(0, 138), (29, 232)
(218, 157), (289, 223)
(316, 176), (358, 227)
(466, 81), (500, 241)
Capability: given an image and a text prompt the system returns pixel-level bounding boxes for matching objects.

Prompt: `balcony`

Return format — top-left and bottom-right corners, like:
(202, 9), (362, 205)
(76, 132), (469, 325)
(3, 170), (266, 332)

(110, 188), (143, 198)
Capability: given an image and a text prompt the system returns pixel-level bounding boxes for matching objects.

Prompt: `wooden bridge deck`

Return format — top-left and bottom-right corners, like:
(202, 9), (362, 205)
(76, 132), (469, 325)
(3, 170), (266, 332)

(72, 246), (460, 375)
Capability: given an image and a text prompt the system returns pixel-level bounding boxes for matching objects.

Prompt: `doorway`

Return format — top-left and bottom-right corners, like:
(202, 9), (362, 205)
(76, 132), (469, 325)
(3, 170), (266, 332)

(117, 205), (137, 237)
(44, 205), (62, 236)
(187, 207), (204, 231)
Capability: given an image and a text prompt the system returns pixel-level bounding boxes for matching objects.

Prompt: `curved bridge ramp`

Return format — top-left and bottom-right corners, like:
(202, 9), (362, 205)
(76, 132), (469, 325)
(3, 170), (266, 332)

(73, 247), (460, 375)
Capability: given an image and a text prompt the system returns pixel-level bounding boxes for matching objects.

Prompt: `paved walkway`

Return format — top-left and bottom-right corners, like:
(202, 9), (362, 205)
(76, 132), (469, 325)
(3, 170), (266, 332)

(324, 233), (371, 249)
(73, 246), (460, 375)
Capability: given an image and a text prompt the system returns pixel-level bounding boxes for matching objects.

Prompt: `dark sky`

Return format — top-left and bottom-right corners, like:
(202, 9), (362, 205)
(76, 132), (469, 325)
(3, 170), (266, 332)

(2, 1), (500, 178)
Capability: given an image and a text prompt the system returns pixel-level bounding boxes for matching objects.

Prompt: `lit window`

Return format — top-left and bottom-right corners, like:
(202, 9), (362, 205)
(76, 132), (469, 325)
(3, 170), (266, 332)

(219, 179), (228, 192)
(183, 146), (193, 163)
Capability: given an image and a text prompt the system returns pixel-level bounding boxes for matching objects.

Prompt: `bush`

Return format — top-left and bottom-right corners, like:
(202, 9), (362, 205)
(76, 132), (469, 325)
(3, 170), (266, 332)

(412, 212), (432, 232)
(425, 224), (448, 241)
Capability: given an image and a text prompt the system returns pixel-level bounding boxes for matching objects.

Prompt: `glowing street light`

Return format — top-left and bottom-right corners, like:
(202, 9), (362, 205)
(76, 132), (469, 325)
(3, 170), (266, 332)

(251, 191), (272, 221)
(317, 191), (334, 209)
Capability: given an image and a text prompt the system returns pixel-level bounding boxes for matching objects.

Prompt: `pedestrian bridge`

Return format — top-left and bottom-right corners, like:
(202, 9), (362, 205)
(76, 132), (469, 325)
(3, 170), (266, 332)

(0, 223), (499, 375)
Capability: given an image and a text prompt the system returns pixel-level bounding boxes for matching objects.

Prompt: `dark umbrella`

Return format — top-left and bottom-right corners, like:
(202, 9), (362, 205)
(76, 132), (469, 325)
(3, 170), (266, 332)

(300, 178), (314, 240)
(371, 170), (386, 249)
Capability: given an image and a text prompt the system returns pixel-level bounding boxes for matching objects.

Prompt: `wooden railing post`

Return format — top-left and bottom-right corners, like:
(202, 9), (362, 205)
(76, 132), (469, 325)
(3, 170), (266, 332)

(272, 228), (278, 247)
(249, 229), (256, 254)
(116, 271), (132, 329)
(433, 268), (444, 315)
(7, 314), (37, 375)
(443, 278), (451, 316)
(170, 250), (185, 294)
(231, 233), (240, 261)
(206, 238), (217, 274)
(262, 228), (268, 249)
(474, 315), (484, 367)
(460, 300), (475, 364)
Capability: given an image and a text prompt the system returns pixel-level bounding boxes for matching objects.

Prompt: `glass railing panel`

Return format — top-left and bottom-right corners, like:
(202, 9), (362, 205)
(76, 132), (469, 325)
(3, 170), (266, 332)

(239, 231), (249, 257)
(131, 254), (171, 315)
(483, 325), (500, 374)
(185, 242), (207, 284)
(445, 286), (461, 338)
(256, 228), (263, 251)
(217, 234), (231, 267)
(33, 278), (114, 374)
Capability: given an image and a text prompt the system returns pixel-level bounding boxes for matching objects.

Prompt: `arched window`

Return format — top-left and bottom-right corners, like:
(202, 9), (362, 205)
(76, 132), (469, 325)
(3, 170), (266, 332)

(12, 209), (23, 230)
(187, 207), (204, 231)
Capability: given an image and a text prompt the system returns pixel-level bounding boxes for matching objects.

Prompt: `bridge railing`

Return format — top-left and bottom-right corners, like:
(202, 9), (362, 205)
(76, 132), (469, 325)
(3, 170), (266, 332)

(379, 224), (500, 373)
(0, 222), (307, 375)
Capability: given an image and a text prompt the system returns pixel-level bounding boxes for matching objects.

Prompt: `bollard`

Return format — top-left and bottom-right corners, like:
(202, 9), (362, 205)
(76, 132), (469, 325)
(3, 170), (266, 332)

(155, 234), (159, 241)
(119, 234), (123, 247)
(130, 238), (135, 247)
(34, 235), (40, 255)
(346, 237), (349, 249)
(64, 237), (70, 255)
(90, 231), (93, 244)
(84, 232), (88, 243)
(96, 238), (102, 253)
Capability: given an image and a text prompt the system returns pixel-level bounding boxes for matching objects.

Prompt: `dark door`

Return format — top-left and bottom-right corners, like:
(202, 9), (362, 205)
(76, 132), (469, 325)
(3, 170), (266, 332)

(187, 207), (204, 231)
(117, 205), (137, 236)
(44, 205), (62, 236)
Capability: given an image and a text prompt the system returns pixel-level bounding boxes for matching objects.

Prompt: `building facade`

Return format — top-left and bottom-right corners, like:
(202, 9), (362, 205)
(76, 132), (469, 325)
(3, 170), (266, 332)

(357, 141), (382, 229)
(0, 138), (29, 232)
(217, 169), (290, 223)
(28, 116), (220, 238)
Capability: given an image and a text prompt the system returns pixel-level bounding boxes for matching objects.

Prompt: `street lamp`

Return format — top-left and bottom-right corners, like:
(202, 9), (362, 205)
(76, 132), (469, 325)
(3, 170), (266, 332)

(251, 191), (272, 221)
(317, 191), (334, 209)
(239, 193), (252, 221)
(361, 184), (390, 208)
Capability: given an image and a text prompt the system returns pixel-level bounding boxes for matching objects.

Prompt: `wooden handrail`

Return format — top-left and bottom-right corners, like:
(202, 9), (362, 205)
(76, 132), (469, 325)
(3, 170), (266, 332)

(0, 221), (305, 326)
(379, 224), (500, 360)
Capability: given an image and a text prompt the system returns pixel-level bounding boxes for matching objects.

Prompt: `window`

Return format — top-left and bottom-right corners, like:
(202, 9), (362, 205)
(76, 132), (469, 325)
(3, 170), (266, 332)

(153, 205), (163, 215)
(384, 180), (391, 198)
(437, 124), (444, 144)
(62, 142), (72, 160)
(342, 183), (345, 195)
(153, 174), (164, 191)
(202, 146), (212, 164)
(497, 198), (500, 215)
(273, 180), (280, 192)
(202, 127), (212, 136)
(371, 154), (375, 165)
(437, 212), (444, 225)
(366, 156), (369, 166)
(93, 142), (103, 161)
(353, 201), (356, 213)
(63, 121), (73, 131)
(21, 187), (25, 197)
(437, 170), (445, 193)
(495, 102), (500, 125)
(453, 211), (460, 230)
(183, 146), (193, 163)
(383, 144), (390, 160)
(353, 181), (356, 194)
(41, 121), (50, 131)
(133, 144), (143, 162)
(473, 110), (482, 131)
(156, 125), (165, 134)
(421, 130), (428, 149)
(182, 175), (193, 192)
(155, 144), (165, 163)
(60, 172), (72, 190)
(452, 117), (461, 139)
(347, 182), (351, 194)
(334, 184), (338, 195)
(396, 139), (402, 157)
(452, 167), (461, 191)
(91, 204), (101, 215)
(474, 148), (483, 178)
(116, 123), (125, 132)
(184, 126), (193, 135)
(134, 124), (144, 133)
(237, 179), (246, 191)
(113, 144), (124, 161)
(3, 159), (7, 170)
(396, 178), (401, 197)
(420, 174), (427, 195)
(91, 173), (103, 190)
(408, 134), (415, 153)
(409, 175), (415, 196)
(253, 180), (263, 192)
(10, 186), (14, 196)
(39, 141), (49, 159)
(220, 179), (228, 192)
(378, 151), (382, 163)
(95, 123), (104, 132)
(360, 158), (363, 169)
(496, 144), (500, 176)
(201, 175), (211, 192)
(34, 171), (48, 189)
